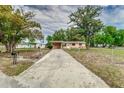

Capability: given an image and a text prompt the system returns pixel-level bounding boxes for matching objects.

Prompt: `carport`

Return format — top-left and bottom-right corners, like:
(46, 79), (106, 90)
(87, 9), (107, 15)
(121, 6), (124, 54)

(51, 41), (63, 49)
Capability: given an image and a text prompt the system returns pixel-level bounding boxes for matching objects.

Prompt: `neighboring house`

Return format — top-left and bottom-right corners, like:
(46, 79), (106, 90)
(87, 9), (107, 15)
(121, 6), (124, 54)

(0, 45), (5, 52)
(16, 43), (46, 49)
(40, 44), (46, 48)
(51, 41), (86, 49)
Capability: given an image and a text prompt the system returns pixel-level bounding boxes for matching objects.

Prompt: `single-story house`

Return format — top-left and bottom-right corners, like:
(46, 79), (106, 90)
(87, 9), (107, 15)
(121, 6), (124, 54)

(51, 41), (86, 49)
(63, 41), (86, 49)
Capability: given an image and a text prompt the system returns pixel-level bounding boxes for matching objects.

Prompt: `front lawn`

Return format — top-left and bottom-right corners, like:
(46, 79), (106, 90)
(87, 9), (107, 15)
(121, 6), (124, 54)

(65, 48), (124, 88)
(0, 48), (50, 76)
(2, 61), (33, 76)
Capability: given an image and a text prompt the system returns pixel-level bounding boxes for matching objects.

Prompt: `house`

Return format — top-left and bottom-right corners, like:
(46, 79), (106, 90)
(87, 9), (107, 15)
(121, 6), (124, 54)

(16, 42), (46, 49)
(51, 41), (86, 49)
(63, 41), (86, 49)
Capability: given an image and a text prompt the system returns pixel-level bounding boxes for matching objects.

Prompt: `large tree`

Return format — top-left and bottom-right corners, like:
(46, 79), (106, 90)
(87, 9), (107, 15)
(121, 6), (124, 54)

(103, 26), (116, 47)
(114, 29), (124, 46)
(52, 29), (67, 41)
(0, 5), (43, 52)
(49, 28), (85, 41)
(66, 27), (84, 41)
(94, 32), (114, 48)
(69, 5), (103, 49)
(94, 26), (122, 48)
(46, 35), (53, 49)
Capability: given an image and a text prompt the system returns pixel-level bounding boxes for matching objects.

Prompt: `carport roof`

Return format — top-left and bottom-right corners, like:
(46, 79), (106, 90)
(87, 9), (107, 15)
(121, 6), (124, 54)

(64, 41), (85, 44)
(50, 41), (85, 44)
(50, 41), (64, 43)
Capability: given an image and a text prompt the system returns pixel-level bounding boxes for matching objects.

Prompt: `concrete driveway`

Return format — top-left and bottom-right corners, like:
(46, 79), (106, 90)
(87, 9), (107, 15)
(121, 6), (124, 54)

(0, 71), (22, 88)
(15, 49), (109, 88)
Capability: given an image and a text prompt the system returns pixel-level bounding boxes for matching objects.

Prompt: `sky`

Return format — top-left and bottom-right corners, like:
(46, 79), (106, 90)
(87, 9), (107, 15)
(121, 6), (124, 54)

(20, 5), (124, 37)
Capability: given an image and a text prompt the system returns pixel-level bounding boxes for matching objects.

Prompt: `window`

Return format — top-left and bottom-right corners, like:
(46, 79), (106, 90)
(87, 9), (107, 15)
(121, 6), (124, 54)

(79, 43), (82, 46)
(72, 43), (75, 46)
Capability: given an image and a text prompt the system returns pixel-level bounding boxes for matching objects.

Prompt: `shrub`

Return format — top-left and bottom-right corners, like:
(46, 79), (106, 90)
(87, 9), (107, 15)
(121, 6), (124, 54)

(46, 43), (53, 49)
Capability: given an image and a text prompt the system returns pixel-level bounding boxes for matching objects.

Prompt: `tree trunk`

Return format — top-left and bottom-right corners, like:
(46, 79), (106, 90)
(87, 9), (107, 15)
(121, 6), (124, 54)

(5, 44), (9, 52)
(85, 36), (90, 50)
(4, 42), (16, 53)
(102, 44), (106, 48)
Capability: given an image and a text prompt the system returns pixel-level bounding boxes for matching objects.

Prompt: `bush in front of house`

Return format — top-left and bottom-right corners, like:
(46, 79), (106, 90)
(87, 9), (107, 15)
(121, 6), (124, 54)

(46, 43), (53, 49)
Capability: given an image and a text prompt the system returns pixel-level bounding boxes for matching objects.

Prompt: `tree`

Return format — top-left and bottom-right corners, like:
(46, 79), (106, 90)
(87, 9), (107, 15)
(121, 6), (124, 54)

(103, 26), (116, 47)
(66, 27), (85, 41)
(46, 35), (53, 49)
(0, 6), (43, 53)
(94, 32), (105, 47)
(52, 29), (67, 41)
(49, 28), (85, 42)
(94, 26), (117, 48)
(0, 32), (4, 41)
(114, 29), (124, 46)
(69, 5), (103, 49)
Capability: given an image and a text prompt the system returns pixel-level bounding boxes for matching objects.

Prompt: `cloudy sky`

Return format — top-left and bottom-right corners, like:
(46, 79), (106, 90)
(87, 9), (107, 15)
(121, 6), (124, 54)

(20, 5), (124, 36)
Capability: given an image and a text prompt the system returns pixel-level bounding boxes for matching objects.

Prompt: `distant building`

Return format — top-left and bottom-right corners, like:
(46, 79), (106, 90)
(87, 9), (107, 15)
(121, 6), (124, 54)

(16, 42), (46, 49)
(51, 41), (86, 49)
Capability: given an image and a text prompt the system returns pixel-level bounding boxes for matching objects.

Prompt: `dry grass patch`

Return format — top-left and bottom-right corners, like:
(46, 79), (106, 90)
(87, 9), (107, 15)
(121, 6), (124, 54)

(2, 61), (33, 76)
(0, 48), (50, 76)
(65, 48), (124, 88)
(16, 48), (50, 59)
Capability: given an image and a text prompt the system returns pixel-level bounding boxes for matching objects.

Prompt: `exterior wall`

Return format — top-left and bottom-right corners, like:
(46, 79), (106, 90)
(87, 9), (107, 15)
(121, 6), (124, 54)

(81, 43), (86, 48)
(51, 41), (86, 49)
(16, 44), (46, 49)
(16, 45), (25, 48)
(40, 44), (46, 48)
(63, 43), (86, 49)
(16, 44), (35, 48)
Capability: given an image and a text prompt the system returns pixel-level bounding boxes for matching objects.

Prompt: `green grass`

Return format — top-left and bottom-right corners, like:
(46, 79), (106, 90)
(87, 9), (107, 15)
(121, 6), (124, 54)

(65, 48), (124, 88)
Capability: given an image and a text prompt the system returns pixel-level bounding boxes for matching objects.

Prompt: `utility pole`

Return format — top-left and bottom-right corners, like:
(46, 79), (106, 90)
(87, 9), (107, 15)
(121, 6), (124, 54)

(111, 45), (114, 63)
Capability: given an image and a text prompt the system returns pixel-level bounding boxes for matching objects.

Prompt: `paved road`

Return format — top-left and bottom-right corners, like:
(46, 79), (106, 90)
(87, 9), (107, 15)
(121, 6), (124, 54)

(15, 49), (109, 88)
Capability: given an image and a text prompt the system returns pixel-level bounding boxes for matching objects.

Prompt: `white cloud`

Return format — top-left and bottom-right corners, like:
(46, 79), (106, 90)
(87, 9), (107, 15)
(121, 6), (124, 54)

(21, 5), (124, 36)
(22, 5), (79, 36)
(101, 6), (124, 28)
